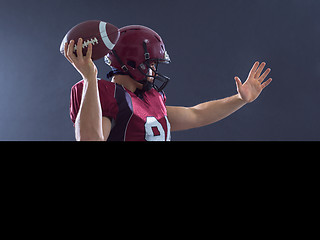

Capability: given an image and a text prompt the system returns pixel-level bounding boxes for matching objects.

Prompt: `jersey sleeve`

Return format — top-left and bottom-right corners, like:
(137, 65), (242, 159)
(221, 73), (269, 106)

(70, 79), (118, 124)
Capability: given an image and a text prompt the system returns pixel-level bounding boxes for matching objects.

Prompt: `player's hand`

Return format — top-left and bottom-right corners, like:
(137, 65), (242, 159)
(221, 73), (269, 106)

(64, 38), (98, 82)
(234, 61), (272, 103)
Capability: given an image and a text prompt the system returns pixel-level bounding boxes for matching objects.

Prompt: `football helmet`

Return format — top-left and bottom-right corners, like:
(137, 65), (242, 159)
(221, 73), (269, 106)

(105, 25), (171, 92)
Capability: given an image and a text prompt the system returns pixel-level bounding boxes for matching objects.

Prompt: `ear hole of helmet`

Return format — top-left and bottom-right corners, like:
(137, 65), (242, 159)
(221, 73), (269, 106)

(127, 60), (136, 68)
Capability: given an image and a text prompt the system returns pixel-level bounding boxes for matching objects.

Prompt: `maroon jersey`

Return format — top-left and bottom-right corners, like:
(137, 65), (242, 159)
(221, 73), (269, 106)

(70, 79), (171, 141)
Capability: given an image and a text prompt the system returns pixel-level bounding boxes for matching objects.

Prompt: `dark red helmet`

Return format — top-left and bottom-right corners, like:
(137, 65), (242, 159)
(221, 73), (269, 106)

(105, 25), (171, 92)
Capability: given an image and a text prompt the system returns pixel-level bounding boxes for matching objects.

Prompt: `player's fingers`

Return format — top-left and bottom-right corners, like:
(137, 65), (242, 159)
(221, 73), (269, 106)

(234, 76), (242, 90)
(77, 38), (83, 58)
(64, 42), (73, 63)
(254, 62), (266, 79)
(261, 78), (272, 89)
(67, 40), (77, 62)
(85, 43), (93, 60)
(249, 61), (260, 77)
(258, 68), (271, 83)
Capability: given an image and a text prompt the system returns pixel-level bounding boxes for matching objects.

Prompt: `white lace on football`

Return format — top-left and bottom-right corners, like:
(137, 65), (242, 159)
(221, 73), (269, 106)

(73, 37), (99, 52)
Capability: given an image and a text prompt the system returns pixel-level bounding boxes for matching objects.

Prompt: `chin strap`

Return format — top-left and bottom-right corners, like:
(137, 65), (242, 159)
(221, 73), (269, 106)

(107, 50), (136, 80)
(111, 50), (129, 73)
(143, 41), (150, 61)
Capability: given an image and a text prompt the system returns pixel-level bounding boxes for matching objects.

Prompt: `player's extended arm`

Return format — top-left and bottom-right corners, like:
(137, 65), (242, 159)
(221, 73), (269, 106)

(167, 94), (246, 131)
(167, 61), (272, 132)
(65, 38), (111, 141)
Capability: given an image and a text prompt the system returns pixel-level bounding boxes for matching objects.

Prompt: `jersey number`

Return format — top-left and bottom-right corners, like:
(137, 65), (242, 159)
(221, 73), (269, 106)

(144, 116), (171, 141)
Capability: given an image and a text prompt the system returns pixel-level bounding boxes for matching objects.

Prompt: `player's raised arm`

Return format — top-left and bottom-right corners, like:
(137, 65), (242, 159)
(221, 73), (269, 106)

(167, 61), (272, 132)
(65, 39), (107, 141)
(62, 20), (120, 141)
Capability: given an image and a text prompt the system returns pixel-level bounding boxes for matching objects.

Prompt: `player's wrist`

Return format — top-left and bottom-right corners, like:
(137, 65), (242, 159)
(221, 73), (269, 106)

(83, 75), (98, 85)
(236, 93), (249, 105)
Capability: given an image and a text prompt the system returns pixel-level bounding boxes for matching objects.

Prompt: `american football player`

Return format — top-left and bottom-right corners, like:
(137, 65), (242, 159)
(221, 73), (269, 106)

(64, 25), (272, 141)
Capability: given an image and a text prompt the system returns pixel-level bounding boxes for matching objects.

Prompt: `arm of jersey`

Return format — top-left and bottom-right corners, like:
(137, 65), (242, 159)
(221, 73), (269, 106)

(167, 94), (246, 132)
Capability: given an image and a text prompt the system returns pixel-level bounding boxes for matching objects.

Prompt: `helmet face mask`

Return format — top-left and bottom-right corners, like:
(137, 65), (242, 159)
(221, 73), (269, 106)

(137, 58), (170, 92)
(105, 25), (171, 92)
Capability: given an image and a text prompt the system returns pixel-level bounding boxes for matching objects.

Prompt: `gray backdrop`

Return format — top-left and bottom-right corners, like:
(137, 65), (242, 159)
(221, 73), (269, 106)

(0, 0), (319, 140)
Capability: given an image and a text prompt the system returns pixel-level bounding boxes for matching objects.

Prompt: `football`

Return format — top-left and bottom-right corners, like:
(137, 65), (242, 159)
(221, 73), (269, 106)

(60, 20), (120, 61)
